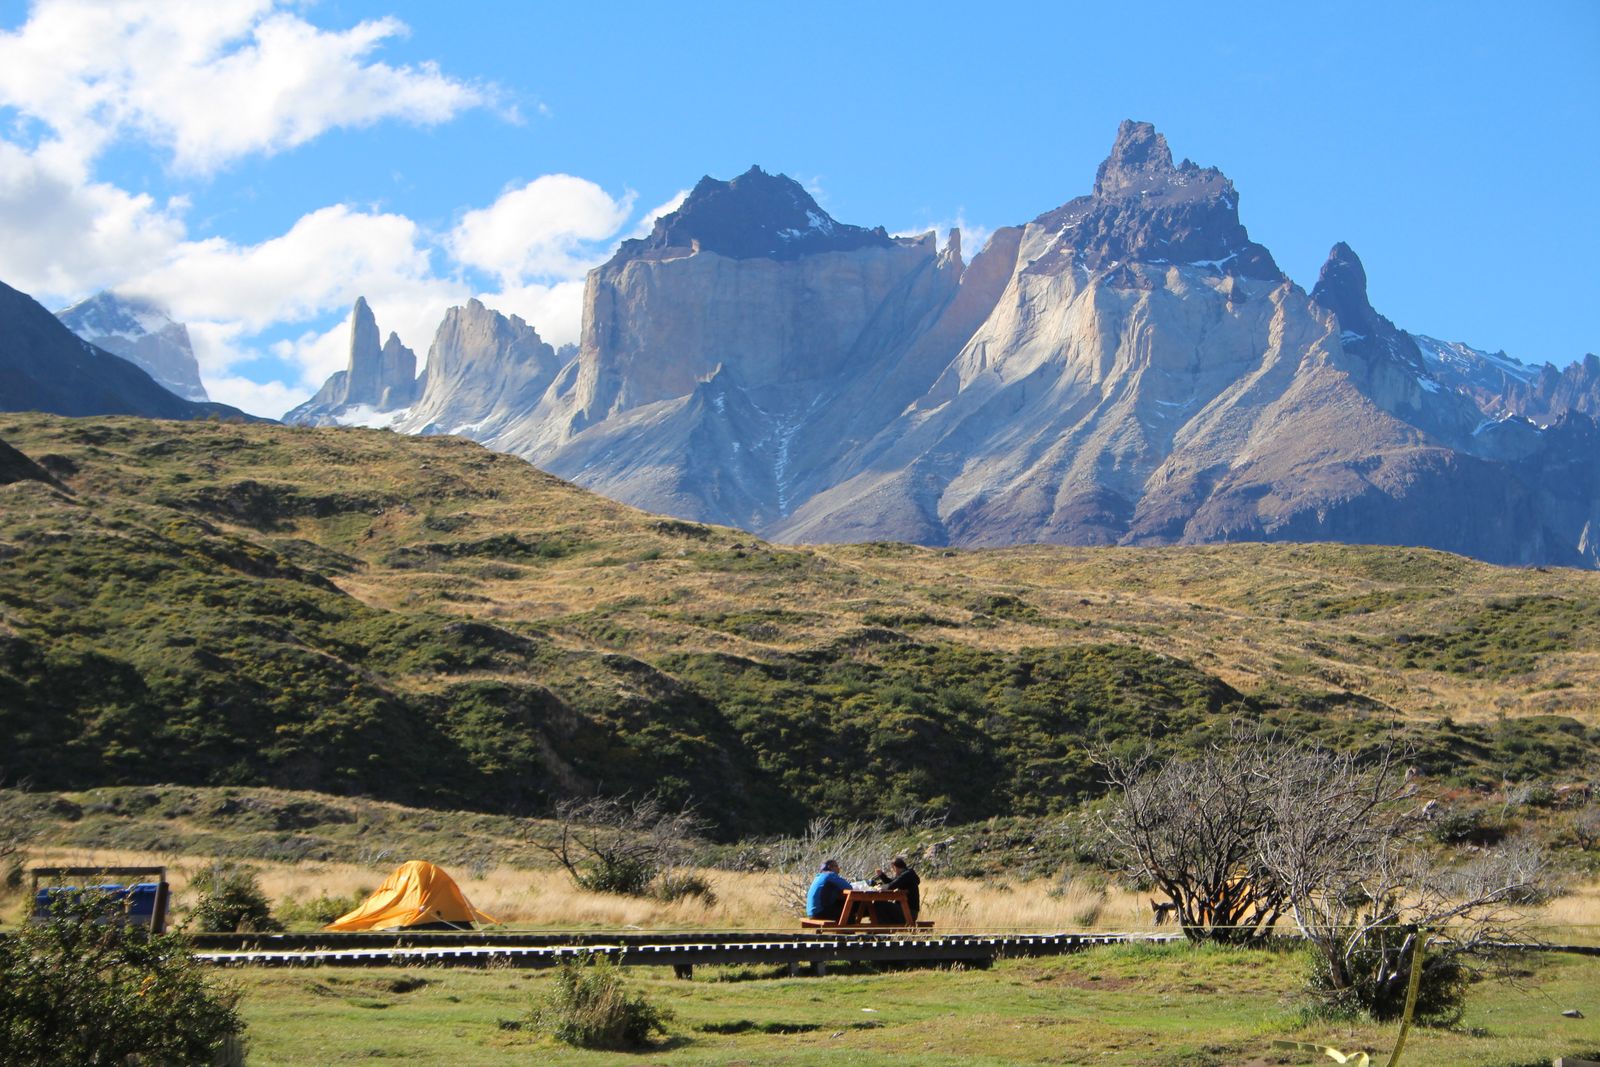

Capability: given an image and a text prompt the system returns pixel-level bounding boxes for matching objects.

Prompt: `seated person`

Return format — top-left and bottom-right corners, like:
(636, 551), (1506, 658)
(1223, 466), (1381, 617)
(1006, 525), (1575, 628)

(805, 858), (852, 921)
(870, 856), (921, 923)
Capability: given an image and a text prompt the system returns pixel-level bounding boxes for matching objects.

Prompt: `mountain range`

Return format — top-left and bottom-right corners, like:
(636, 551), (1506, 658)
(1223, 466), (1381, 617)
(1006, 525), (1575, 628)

(275, 121), (1600, 567)
(4, 121), (1595, 567)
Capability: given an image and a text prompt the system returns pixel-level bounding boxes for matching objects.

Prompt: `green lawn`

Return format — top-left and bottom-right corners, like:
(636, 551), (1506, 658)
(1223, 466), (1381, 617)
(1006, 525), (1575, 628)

(231, 943), (1600, 1065)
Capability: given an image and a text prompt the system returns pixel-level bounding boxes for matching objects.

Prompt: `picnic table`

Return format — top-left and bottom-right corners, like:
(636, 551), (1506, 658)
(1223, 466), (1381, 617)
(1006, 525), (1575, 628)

(801, 888), (934, 930)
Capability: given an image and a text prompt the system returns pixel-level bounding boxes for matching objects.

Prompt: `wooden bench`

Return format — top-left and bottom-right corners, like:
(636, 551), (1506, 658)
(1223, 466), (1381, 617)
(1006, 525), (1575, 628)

(801, 888), (934, 930)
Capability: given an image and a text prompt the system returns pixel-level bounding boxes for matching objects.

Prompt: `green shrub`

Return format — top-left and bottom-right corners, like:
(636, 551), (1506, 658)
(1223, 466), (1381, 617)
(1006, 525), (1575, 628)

(575, 855), (655, 896)
(1429, 805), (1502, 846)
(1302, 924), (1469, 1027)
(530, 954), (671, 1049)
(0, 891), (246, 1066)
(189, 863), (283, 932)
(652, 870), (717, 906)
(276, 890), (367, 927)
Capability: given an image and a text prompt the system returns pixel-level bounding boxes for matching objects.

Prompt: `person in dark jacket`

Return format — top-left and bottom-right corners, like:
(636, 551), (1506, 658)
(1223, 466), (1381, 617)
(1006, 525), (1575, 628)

(870, 856), (920, 923)
(805, 859), (852, 921)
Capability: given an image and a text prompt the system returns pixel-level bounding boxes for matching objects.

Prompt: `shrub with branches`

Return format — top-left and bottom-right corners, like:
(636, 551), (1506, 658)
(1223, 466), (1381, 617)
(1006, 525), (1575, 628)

(0, 891), (246, 1067)
(1096, 737), (1287, 943)
(1569, 795), (1600, 851)
(531, 794), (705, 897)
(1257, 742), (1547, 1022)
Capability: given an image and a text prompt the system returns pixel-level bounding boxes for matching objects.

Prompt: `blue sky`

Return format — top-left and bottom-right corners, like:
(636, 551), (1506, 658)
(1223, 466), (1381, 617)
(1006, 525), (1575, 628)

(1, 0), (1595, 416)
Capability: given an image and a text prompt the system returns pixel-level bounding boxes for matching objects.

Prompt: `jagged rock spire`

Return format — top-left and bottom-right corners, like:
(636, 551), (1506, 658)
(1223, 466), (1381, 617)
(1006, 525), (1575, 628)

(1093, 120), (1177, 198)
(1311, 242), (1385, 338)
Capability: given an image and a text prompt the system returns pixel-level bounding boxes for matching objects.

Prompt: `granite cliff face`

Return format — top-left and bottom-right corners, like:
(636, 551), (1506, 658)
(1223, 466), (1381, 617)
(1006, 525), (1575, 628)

(56, 291), (209, 401)
(393, 299), (562, 443)
(285, 298), (421, 426)
(364, 122), (1599, 567)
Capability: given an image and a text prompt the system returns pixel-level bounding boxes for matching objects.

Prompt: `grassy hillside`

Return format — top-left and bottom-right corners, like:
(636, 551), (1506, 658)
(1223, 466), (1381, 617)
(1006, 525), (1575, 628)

(2, 413), (1597, 834)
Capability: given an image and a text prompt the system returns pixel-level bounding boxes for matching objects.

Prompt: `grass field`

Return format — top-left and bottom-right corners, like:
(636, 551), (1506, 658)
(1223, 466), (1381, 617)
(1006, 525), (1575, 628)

(228, 943), (1600, 1066)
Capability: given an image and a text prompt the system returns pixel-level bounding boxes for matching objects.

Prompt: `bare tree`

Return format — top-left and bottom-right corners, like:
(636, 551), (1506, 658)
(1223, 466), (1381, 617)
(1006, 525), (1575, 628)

(531, 794), (704, 897)
(1103, 731), (1550, 1019)
(1096, 738), (1287, 943)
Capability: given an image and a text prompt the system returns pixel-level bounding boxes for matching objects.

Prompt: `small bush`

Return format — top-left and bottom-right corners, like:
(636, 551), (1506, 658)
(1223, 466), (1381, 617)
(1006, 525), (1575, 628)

(276, 890), (367, 927)
(189, 863), (283, 932)
(0, 891), (246, 1066)
(652, 870), (716, 906)
(1429, 805), (1501, 846)
(575, 855), (655, 896)
(530, 954), (671, 1049)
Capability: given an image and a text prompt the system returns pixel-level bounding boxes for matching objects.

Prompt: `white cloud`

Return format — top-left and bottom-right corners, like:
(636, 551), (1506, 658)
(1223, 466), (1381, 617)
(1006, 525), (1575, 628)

(203, 372), (308, 419)
(120, 206), (468, 416)
(128, 204), (447, 329)
(448, 174), (635, 285)
(0, 3), (668, 416)
(450, 182), (692, 347)
(269, 320), (354, 389)
(478, 280), (588, 349)
(0, 0), (490, 173)
(0, 140), (185, 297)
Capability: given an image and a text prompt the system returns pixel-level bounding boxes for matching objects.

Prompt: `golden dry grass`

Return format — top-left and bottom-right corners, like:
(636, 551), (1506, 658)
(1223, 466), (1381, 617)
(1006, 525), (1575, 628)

(16, 842), (1597, 947)
(17, 846), (1164, 932)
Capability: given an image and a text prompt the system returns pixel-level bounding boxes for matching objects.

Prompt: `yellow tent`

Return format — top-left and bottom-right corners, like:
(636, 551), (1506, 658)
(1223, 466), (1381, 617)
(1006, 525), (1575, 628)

(325, 860), (499, 931)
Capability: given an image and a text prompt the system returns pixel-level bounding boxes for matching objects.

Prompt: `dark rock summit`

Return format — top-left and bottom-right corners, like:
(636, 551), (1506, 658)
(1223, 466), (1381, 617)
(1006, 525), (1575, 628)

(1029, 120), (1281, 280)
(1311, 242), (1428, 376)
(611, 165), (896, 264)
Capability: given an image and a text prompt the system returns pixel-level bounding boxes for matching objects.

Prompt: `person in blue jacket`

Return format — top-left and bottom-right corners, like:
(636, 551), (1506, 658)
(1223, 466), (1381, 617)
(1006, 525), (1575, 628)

(805, 858), (852, 921)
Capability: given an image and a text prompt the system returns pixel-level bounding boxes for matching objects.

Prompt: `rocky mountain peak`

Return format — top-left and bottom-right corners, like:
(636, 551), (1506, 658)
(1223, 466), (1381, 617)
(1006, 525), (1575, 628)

(347, 299), (379, 350)
(1093, 120), (1178, 198)
(1311, 243), (1430, 379)
(608, 165), (896, 264)
(1029, 120), (1281, 281)
(56, 289), (209, 402)
(5, 278), (241, 421)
